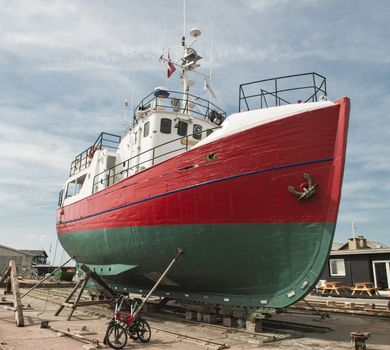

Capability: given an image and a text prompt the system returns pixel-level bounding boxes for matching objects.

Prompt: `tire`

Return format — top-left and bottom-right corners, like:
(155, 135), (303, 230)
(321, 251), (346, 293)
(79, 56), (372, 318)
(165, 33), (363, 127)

(106, 323), (128, 349)
(136, 319), (151, 343)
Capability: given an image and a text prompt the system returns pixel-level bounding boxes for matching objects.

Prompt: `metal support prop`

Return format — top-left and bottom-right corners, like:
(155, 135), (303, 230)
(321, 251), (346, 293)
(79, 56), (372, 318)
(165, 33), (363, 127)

(20, 256), (74, 299)
(303, 298), (328, 319)
(132, 248), (183, 319)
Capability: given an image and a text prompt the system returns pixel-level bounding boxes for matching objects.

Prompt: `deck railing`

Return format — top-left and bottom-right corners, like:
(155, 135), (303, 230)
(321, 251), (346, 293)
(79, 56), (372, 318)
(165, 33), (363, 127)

(239, 72), (327, 112)
(130, 90), (226, 129)
(92, 126), (220, 193)
(69, 132), (121, 177)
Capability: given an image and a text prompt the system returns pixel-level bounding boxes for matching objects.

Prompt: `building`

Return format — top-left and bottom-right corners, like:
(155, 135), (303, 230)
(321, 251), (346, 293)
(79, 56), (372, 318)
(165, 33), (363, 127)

(0, 244), (34, 273)
(321, 236), (390, 290)
(20, 250), (48, 265)
(20, 250), (51, 276)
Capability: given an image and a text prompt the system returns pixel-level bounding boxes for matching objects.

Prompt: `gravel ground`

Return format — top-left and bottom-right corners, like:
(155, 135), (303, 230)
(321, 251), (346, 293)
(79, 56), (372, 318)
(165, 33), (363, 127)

(1, 289), (389, 350)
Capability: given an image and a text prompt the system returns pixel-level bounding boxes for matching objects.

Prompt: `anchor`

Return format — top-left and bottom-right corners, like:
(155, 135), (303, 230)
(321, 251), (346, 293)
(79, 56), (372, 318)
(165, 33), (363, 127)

(288, 173), (318, 200)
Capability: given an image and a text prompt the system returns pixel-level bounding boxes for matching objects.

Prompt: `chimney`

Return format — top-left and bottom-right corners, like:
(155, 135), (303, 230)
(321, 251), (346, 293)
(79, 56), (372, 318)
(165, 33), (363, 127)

(347, 235), (368, 250)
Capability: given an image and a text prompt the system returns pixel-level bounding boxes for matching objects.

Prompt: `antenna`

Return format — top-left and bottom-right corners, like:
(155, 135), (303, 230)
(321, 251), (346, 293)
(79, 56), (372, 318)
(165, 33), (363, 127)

(190, 28), (201, 38)
(123, 99), (128, 134)
(183, 0), (186, 39)
(209, 24), (214, 84)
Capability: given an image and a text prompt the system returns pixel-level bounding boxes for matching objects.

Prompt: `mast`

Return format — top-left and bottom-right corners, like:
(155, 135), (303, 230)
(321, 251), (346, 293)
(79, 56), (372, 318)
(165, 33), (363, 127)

(160, 1), (205, 112)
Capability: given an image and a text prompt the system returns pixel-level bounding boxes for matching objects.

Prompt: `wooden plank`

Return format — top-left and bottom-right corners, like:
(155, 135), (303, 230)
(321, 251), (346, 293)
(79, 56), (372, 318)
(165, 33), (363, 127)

(9, 260), (24, 327)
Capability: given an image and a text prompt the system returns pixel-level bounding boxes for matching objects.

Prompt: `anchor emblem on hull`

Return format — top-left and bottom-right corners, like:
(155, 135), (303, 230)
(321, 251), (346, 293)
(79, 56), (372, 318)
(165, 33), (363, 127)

(288, 173), (318, 200)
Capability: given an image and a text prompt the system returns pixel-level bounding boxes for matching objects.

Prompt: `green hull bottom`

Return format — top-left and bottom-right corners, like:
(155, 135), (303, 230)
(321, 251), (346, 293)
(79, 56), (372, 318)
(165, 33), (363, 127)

(59, 223), (334, 308)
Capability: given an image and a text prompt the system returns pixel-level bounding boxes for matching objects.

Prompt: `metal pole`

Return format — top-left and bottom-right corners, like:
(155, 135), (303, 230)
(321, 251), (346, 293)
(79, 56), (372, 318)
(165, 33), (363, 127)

(303, 299), (327, 319)
(133, 248), (183, 318)
(20, 256), (74, 299)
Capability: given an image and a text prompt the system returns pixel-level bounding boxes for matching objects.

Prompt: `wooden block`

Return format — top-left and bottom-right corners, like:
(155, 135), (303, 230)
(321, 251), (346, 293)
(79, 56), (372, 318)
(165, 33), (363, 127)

(326, 301), (336, 307)
(203, 313), (217, 324)
(223, 316), (237, 327)
(364, 303), (375, 310)
(246, 319), (262, 333)
(185, 310), (196, 321)
(142, 303), (157, 313)
(232, 308), (246, 318)
(345, 302), (355, 309)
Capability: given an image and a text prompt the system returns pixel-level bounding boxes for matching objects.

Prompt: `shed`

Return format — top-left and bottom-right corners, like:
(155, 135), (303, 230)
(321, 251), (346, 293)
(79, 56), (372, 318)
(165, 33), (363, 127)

(0, 245), (34, 273)
(321, 236), (390, 290)
(20, 250), (48, 265)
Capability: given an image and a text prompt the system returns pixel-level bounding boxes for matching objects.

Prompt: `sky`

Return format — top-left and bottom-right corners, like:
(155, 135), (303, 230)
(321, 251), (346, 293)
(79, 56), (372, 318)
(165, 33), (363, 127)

(0, 0), (389, 264)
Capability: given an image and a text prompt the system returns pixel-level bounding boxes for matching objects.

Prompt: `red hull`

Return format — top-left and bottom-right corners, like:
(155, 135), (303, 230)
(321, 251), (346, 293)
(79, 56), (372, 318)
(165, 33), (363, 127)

(57, 98), (350, 234)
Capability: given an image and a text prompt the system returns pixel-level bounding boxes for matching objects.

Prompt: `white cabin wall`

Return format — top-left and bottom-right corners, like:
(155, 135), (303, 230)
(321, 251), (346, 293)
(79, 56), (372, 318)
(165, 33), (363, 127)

(62, 149), (102, 205)
(114, 133), (132, 183)
(138, 117), (154, 171)
(61, 111), (220, 206)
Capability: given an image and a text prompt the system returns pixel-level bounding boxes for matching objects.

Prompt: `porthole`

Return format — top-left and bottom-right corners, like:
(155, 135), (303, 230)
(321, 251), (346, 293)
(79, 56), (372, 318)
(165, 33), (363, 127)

(193, 124), (202, 140)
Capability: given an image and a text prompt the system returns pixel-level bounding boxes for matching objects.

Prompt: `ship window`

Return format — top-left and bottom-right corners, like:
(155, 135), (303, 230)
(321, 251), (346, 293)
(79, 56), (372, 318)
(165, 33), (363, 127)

(66, 181), (76, 198)
(143, 122), (150, 137)
(193, 124), (202, 140)
(177, 120), (188, 136)
(58, 189), (64, 207)
(329, 259), (346, 276)
(160, 118), (172, 134)
(65, 174), (86, 198)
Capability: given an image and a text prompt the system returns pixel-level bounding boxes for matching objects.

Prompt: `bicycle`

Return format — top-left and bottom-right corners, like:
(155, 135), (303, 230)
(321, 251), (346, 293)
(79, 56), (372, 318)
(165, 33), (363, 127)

(104, 294), (151, 349)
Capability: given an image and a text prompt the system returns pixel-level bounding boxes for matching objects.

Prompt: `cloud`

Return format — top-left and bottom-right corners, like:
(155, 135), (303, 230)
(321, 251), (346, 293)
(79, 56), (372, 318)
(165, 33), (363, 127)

(0, 0), (389, 252)
(249, 0), (319, 11)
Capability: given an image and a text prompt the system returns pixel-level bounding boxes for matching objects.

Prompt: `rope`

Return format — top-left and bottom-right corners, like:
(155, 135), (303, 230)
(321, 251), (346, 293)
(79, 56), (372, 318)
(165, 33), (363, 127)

(37, 237), (59, 316)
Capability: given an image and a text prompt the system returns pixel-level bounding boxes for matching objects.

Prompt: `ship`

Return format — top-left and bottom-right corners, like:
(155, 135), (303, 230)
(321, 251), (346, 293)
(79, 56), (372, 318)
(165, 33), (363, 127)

(56, 28), (350, 311)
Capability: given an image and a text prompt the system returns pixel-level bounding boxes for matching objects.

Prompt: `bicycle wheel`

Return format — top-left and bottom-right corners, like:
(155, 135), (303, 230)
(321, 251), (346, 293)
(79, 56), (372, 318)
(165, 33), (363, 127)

(106, 323), (128, 349)
(136, 319), (151, 343)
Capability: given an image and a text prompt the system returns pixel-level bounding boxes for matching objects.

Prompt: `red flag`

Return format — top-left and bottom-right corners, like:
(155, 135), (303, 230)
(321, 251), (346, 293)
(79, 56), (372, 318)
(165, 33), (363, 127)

(167, 52), (176, 78)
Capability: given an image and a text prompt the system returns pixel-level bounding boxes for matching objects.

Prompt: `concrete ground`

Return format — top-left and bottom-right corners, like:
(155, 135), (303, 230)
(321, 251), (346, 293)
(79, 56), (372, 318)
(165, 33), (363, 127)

(1, 289), (390, 350)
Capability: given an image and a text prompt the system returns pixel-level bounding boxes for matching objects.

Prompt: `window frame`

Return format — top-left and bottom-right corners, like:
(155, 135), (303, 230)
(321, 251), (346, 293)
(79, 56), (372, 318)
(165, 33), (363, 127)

(177, 120), (188, 136)
(160, 118), (172, 134)
(143, 121), (150, 137)
(329, 258), (346, 277)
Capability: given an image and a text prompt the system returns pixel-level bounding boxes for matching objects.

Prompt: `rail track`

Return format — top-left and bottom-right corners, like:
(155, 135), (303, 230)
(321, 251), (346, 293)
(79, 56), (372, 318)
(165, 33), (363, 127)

(23, 288), (298, 348)
(21, 286), (390, 350)
(291, 298), (390, 318)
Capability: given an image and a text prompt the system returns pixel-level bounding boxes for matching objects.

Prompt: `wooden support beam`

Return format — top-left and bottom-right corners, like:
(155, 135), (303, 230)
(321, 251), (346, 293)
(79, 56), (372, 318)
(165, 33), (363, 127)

(67, 276), (89, 321)
(9, 261), (24, 327)
(0, 266), (11, 286)
(55, 277), (84, 316)
(79, 264), (114, 299)
(56, 264), (115, 321)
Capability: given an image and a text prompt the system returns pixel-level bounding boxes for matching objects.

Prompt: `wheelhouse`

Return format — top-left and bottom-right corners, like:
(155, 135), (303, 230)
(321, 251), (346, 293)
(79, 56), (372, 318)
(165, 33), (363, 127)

(58, 88), (225, 206)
